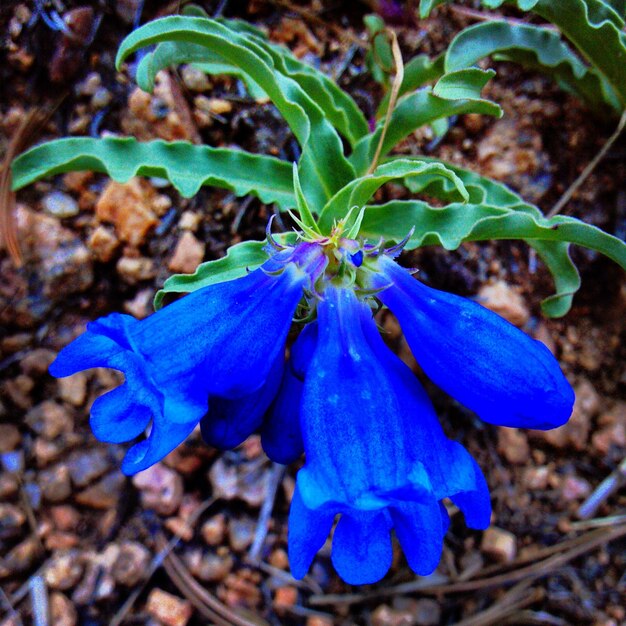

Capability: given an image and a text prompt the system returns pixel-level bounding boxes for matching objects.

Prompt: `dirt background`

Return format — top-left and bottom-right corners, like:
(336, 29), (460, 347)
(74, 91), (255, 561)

(0, 1), (625, 625)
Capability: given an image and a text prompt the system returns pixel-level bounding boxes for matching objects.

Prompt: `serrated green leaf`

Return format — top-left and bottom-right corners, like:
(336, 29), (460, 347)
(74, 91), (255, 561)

(11, 137), (296, 209)
(420, 0), (626, 108)
(350, 84), (502, 175)
(361, 199), (625, 316)
(154, 233), (298, 309)
(533, 0), (626, 107)
(318, 158), (468, 232)
(445, 21), (621, 114)
(116, 16), (355, 211)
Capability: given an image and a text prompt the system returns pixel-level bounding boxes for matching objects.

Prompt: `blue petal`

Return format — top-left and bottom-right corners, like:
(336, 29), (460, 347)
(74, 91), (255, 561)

(261, 323), (317, 464)
(372, 256), (575, 430)
(288, 486), (334, 580)
(200, 355), (283, 449)
(261, 366), (304, 464)
(331, 512), (393, 585)
(450, 457), (492, 530)
(90, 384), (152, 443)
(362, 309), (487, 505)
(300, 287), (427, 503)
(121, 415), (198, 475)
(390, 500), (443, 576)
(49, 255), (312, 474)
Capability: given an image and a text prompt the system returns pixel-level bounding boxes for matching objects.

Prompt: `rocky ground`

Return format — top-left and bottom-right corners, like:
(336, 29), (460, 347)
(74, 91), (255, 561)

(0, 1), (625, 625)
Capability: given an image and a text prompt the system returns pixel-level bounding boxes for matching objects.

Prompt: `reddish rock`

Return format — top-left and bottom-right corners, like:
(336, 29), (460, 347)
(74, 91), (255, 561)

(25, 401), (73, 439)
(58, 371), (87, 406)
(44, 550), (84, 590)
(19, 348), (56, 376)
(201, 514), (227, 547)
(477, 280), (530, 327)
(273, 586), (298, 613)
(0, 424), (21, 453)
(122, 71), (201, 143)
(146, 588), (193, 626)
(132, 463), (183, 516)
(75, 471), (125, 510)
(87, 225), (120, 262)
(95, 178), (168, 246)
(112, 541), (151, 586)
(50, 592), (78, 626)
(592, 402), (626, 455)
(481, 527), (517, 563)
(16, 205), (93, 300)
(116, 255), (156, 284)
(38, 464), (72, 502)
(168, 231), (205, 274)
(497, 427), (529, 465)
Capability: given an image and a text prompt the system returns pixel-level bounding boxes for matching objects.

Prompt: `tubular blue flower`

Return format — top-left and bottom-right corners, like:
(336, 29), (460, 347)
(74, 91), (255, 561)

(49, 243), (325, 475)
(367, 254), (575, 430)
(288, 285), (490, 585)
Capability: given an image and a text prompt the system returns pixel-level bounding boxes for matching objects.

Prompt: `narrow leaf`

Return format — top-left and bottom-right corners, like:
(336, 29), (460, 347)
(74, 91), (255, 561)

(350, 84), (501, 175)
(445, 21), (621, 114)
(11, 137), (297, 209)
(116, 16), (355, 210)
(318, 158), (468, 232)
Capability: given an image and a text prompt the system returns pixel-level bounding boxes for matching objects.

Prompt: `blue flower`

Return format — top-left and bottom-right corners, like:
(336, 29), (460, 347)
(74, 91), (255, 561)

(366, 254), (575, 430)
(288, 285), (491, 585)
(49, 242), (325, 475)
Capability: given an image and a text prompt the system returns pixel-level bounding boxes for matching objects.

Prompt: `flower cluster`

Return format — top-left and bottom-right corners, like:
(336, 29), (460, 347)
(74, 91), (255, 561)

(50, 229), (574, 584)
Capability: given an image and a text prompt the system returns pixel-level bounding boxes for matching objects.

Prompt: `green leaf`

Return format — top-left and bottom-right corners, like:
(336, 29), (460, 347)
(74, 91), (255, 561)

(350, 82), (502, 175)
(531, 240), (581, 317)
(361, 199), (625, 316)
(433, 68), (499, 108)
(377, 54), (445, 118)
(420, 0), (626, 108)
(154, 239), (269, 309)
(116, 16), (355, 211)
(292, 162), (321, 235)
(532, 0), (626, 108)
(11, 137), (296, 209)
(318, 158), (468, 232)
(364, 14), (394, 86)
(137, 40), (268, 100)
(445, 21), (621, 114)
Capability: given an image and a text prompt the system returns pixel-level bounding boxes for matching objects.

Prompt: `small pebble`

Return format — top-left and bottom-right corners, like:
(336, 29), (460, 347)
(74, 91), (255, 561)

(481, 526), (517, 563)
(146, 588), (193, 626)
(132, 463), (184, 516)
(42, 191), (79, 218)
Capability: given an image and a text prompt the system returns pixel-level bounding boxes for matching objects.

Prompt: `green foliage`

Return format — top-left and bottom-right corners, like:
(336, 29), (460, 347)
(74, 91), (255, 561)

(349, 72), (502, 174)
(318, 159), (468, 232)
(9, 10), (626, 318)
(360, 158), (626, 316)
(117, 16), (357, 210)
(11, 137), (296, 210)
(420, 0), (626, 113)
